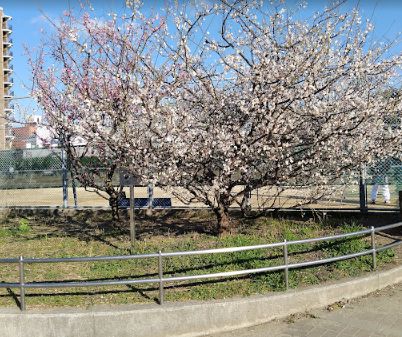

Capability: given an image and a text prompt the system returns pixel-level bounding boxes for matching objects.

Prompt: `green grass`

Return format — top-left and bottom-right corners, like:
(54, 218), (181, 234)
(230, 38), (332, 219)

(0, 215), (398, 309)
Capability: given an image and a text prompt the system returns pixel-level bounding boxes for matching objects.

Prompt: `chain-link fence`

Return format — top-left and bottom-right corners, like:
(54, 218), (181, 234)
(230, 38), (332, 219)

(249, 183), (361, 210)
(0, 148), (113, 208)
(365, 158), (402, 210)
(0, 148), (64, 207)
(0, 148), (149, 208)
(0, 148), (400, 210)
(250, 162), (402, 211)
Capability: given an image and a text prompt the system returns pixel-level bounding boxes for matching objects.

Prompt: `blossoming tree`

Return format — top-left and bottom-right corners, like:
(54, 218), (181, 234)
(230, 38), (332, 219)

(30, 7), (171, 217)
(31, 0), (402, 233)
(153, 0), (402, 233)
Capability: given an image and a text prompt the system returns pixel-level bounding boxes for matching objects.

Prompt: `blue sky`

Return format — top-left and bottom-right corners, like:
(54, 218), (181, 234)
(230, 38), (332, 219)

(2, 0), (402, 119)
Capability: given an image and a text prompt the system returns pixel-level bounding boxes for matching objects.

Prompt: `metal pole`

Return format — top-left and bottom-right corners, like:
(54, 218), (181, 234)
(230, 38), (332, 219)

(71, 172), (78, 208)
(158, 251), (164, 305)
(19, 256), (26, 311)
(61, 149), (68, 208)
(129, 185), (135, 252)
(399, 191), (402, 215)
(283, 240), (289, 290)
(359, 165), (367, 214)
(371, 226), (377, 270)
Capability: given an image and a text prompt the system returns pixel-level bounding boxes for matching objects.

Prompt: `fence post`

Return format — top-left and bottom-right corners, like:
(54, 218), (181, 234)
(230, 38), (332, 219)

(19, 256), (26, 311)
(283, 240), (289, 290)
(158, 251), (164, 305)
(370, 226), (377, 270)
(359, 165), (367, 214)
(61, 148), (68, 208)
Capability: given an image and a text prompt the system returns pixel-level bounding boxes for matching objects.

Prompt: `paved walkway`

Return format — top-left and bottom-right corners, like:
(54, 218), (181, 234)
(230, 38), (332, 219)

(206, 282), (402, 337)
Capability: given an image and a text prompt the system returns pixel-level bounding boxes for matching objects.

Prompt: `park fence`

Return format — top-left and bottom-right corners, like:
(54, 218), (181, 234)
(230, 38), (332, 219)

(0, 148), (401, 211)
(364, 157), (402, 209)
(0, 221), (400, 310)
(0, 148), (64, 207)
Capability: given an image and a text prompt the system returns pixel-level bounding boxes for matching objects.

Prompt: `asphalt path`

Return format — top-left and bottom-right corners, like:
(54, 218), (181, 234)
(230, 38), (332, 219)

(205, 282), (402, 337)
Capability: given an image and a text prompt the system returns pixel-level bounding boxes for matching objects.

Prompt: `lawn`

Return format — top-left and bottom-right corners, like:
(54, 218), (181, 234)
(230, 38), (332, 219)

(0, 211), (399, 309)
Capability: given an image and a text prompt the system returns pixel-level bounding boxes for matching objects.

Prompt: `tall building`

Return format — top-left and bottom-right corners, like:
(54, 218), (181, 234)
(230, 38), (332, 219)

(0, 7), (13, 150)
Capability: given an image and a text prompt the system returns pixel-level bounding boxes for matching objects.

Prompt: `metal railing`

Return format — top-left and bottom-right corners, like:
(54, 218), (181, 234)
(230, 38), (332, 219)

(0, 222), (401, 310)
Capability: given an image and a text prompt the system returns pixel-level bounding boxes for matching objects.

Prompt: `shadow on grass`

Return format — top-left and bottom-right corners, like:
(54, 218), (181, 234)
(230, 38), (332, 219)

(4, 256), (369, 309)
(6, 288), (22, 310)
(0, 273), (287, 309)
(15, 210), (219, 251)
(2, 233), (395, 310)
(4, 209), (401, 262)
(1, 286), (160, 306)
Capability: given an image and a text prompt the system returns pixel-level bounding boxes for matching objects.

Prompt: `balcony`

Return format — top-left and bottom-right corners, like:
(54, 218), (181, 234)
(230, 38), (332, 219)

(2, 15), (12, 21)
(3, 51), (13, 60)
(3, 39), (12, 48)
(2, 24), (12, 34)
(4, 91), (14, 100)
(4, 107), (13, 113)
(4, 79), (13, 87)
(3, 65), (13, 73)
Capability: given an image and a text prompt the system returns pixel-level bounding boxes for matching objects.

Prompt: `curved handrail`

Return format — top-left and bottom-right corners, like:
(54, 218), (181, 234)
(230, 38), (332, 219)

(0, 222), (400, 310)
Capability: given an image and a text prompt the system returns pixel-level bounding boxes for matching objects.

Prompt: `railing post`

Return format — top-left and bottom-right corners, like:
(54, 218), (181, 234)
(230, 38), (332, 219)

(283, 240), (289, 290)
(371, 226), (377, 270)
(158, 251), (164, 305)
(19, 256), (26, 311)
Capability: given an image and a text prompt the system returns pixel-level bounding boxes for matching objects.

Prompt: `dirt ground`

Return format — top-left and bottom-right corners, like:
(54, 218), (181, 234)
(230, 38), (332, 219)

(0, 185), (399, 210)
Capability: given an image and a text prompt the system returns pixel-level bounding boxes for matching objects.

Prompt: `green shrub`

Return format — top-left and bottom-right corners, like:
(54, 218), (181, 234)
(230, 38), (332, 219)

(18, 218), (31, 234)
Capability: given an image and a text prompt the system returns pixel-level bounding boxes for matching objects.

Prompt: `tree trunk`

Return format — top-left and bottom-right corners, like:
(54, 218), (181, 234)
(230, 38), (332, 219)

(214, 203), (233, 235)
(109, 195), (119, 220)
(240, 185), (252, 215)
(108, 189), (120, 220)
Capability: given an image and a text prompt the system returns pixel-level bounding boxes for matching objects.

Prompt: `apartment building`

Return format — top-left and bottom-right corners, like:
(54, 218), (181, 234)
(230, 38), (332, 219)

(0, 7), (13, 150)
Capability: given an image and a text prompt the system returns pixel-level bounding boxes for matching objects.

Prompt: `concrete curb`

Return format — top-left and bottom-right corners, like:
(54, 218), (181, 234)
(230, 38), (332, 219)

(1, 265), (402, 337)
